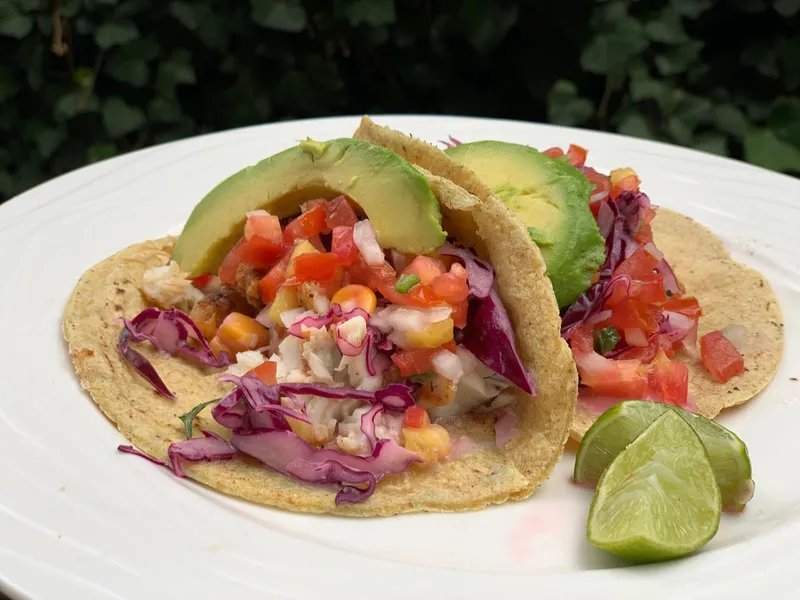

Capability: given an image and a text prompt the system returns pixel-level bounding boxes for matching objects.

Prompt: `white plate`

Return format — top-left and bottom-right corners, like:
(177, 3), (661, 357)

(1, 116), (798, 600)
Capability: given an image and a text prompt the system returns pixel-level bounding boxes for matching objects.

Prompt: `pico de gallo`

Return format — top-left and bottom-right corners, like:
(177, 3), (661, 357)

(119, 195), (535, 504)
(549, 145), (745, 411)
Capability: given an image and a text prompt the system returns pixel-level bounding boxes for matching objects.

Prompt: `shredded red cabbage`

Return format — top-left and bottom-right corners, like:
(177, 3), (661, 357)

(117, 444), (167, 467)
(217, 375), (416, 413)
(439, 243), (494, 299)
(167, 430), (237, 477)
(118, 307), (231, 398)
(287, 304), (370, 338)
(561, 190), (651, 339)
(360, 404), (382, 448)
(439, 135), (463, 148)
(655, 258), (680, 296)
(461, 289), (537, 395)
(230, 429), (420, 505)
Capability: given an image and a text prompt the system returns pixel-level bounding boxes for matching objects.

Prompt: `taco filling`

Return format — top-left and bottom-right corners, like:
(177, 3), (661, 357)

(120, 195), (536, 504)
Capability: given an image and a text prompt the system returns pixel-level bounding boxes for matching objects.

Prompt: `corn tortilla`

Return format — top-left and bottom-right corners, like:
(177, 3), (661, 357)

(352, 117), (784, 442)
(63, 157), (577, 516)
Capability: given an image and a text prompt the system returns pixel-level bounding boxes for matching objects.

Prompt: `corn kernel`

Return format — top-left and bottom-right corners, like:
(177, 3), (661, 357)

(404, 318), (454, 349)
(402, 424), (451, 463)
(216, 312), (270, 353)
(331, 284), (378, 314)
(267, 286), (301, 325)
(209, 336), (230, 359)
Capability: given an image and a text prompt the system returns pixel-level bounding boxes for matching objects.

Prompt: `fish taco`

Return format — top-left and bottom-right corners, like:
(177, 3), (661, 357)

(63, 136), (578, 516)
(353, 117), (784, 440)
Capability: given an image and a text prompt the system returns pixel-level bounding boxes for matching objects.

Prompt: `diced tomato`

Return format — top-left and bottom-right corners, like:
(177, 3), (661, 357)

(325, 195), (358, 229)
(331, 226), (359, 265)
(585, 167), (611, 201)
(347, 254), (395, 288)
(615, 334), (679, 363)
(291, 252), (340, 283)
(218, 239), (246, 285)
(605, 277), (630, 307)
(570, 323), (595, 354)
(614, 247), (661, 280)
(573, 339), (649, 398)
(238, 235), (285, 269)
(647, 358), (689, 406)
(300, 198), (327, 213)
(403, 406), (430, 428)
(258, 253), (291, 304)
(403, 256), (447, 286)
(248, 361), (277, 386)
(601, 297), (661, 335)
(430, 272), (470, 304)
(189, 274), (214, 288)
(283, 204), (328, 244)
(566, 144), (588, 166)
(387, 281), (441, 308)
(244, 211), (282, 242)
(391, 341), (457, 377)
(629, 273), (667, 304)
(700, 331), (745, 383)
(663, 296), (702, 319)
(543, 147), (564, 159)
(307, 234), (326, 253)
(634, 222), (653, 244)
(451, 298), (469, 329)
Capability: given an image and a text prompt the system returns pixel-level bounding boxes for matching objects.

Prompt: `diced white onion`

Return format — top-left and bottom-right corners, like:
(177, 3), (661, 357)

(353, 220), (385, 266)
(432, 350), (464, 383)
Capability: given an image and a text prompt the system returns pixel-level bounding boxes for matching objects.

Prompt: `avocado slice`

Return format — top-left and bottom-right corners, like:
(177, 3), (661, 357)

(445, 141), (605, 307)
(173, 138), (446, 276)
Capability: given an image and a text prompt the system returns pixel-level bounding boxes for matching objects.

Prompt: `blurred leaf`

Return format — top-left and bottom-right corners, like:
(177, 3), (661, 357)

(55, 91), (100, 120)
(581, 30), (649, 74)
(73, 68), (95, 89)
(0, 4), (33, 38)
(693, 132), (729, 156)
(645, 7), (688, 44)
(654, 40), (703, 75)
(769, 97), (800, 146)
(95, 21), (140, 48)
(745, 128), (800, 171)
(103, 97), (146, 137)
(88, 143), (118, 163)
(713, 104), (749, 138)
(547, 79), (594, 126)
(106, 50), (149, 87)
(774, 0), (800, 16)
(346, 0), (395, 26)
(114, 37), (160, 62)
(36, 128), (67, 159)
(671, 0), (714, 18)
(667, 115), (693, 144)
(617, 113), (654, 138)
(147, 97), (182, 123)
(457, 0), (518, 53)
(251, 0), (307, 32)
(169, 1), (200, 30)
(156, 49), (196, 95)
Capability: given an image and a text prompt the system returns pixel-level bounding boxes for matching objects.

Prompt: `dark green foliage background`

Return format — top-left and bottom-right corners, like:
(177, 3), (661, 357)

(2, 0), (799, 203)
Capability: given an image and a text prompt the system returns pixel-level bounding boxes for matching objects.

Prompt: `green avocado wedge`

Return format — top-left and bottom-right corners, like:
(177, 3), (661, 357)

(173, 138), (446, 276)
(445, 141), (605, 307)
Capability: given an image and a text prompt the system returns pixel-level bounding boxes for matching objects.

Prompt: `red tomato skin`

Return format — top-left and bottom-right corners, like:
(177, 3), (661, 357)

(218, 239), (246, 285)
(403, 406), (428, 428)
(258, 253), (291, 304)
(647, 359), (689, 406)
(292, 252), (340, 283)
(403, 256), (447, 286)
(248, 361), (278, 386)
(283, 204), (328, 244)
(331, 226), (359, 265)
(238, 235), (285, 269)
(663, 296), (702, 319)
(566, 144), (588, 166)
(700, 331), (745, 383)
(325, 196), (359, 229)
(614, 247), (661, 280)
(430, 272), (470, 304)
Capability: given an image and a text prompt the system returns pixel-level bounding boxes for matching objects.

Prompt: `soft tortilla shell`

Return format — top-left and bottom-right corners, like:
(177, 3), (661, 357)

(571, 207), (784, 439)
(63, 166), (577, 516)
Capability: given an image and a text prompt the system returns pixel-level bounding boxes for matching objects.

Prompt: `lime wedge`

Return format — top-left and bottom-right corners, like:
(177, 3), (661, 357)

(574, 400), (754, 511)
(586, 411), (722, 563)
